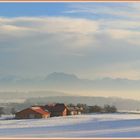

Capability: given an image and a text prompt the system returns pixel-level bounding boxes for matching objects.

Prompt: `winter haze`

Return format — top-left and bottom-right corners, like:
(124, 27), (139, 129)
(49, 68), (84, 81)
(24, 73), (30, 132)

(0, 2), (140, 101)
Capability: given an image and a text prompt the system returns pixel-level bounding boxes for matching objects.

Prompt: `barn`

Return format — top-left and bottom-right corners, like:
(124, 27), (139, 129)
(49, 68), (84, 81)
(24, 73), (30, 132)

(15, 106), (50, 119)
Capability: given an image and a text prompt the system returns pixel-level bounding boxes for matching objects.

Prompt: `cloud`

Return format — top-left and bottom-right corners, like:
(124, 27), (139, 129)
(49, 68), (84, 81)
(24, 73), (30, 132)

(0, 17), (99, 34)
(0, 16), (140, 49)
(0, 13), (140, 80)
(0, 16), (100, 49)
(104, 29), (140, 41)
(65, 3), (140, 20)
(0, 16), (100, 77)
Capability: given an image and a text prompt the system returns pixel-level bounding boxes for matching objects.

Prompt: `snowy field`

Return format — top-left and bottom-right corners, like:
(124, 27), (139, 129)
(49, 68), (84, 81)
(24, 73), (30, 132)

(1, 113), (140, 137)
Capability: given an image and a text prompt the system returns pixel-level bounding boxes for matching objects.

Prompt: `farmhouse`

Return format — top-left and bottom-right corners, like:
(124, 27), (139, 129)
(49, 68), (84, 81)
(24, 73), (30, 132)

(15, 106), (50, 119)
(45, 103), (67, 117)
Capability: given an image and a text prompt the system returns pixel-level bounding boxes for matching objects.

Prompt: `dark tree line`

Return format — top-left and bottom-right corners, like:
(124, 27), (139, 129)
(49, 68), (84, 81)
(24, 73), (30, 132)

(0, 107), (4, 117)
(67, 103), (117, 114)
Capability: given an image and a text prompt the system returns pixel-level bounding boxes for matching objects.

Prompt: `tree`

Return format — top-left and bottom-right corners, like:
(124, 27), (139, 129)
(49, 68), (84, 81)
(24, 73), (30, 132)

(78, 104), (89, 113)
(67, 103), (75, 107)
(10, 108), (16, 115)
(103, 105), (117, 113)
(110, 105), (117, 113)
(89, 105), (102, 113)
(0, 107), (4, 117)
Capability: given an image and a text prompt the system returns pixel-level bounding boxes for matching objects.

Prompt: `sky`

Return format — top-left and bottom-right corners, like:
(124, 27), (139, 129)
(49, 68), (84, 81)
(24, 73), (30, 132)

(0, 2), (140, 82)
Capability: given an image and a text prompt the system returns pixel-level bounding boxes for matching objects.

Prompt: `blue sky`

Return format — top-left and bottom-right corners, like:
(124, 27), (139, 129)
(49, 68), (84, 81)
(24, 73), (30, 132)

(0, 3), (67, 17)
(0, 2), (131, 19)
(0, 2), (140, 98)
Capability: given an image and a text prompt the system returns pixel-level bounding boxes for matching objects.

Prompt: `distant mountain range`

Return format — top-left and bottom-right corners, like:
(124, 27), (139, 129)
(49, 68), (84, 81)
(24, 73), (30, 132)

(0, 72), (140, 90)
(0, 72), (140, 108)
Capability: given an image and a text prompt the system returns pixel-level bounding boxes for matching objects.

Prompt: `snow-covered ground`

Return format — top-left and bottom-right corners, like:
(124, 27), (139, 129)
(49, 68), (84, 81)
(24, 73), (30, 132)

(1, 113), (140, 137)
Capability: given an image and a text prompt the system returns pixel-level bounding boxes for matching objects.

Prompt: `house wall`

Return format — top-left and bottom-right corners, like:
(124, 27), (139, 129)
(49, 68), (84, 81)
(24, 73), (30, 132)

(15, 109), (49, 119)
(50, 108), (67, 117)
(78, 111), (81, 115)
(67, 110), (81, 115)
(43, 114), (50, 118)
(62, 108), (67, 116)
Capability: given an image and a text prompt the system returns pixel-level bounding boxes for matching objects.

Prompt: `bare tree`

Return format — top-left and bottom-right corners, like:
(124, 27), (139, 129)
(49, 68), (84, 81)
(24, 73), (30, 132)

(10, 108), (16, 115)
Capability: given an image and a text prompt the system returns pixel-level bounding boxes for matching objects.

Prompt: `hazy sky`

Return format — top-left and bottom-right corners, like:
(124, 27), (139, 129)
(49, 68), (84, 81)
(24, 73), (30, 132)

(0, 2), (140, 80)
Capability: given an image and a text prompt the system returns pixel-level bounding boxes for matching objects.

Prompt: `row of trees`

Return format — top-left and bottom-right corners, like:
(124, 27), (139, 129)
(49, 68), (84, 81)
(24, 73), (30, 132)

(0, 103), (117, 117)
(89, 105), (117, 113)
(68, 103), (117, 113)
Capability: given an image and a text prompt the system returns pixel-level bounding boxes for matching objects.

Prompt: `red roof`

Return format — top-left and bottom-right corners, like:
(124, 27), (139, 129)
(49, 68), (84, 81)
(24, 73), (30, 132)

(31, 107), (50, 115)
